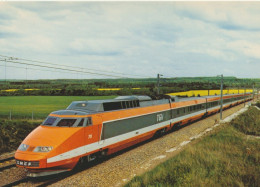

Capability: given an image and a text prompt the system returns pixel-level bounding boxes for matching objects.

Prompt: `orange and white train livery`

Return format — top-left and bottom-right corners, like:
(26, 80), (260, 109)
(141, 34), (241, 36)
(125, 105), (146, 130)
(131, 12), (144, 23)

(15, 93), (252, 176)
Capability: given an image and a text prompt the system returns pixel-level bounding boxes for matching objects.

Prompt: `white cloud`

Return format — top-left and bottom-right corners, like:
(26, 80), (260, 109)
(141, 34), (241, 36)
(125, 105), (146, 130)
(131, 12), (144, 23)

(176, 2), (260, 30)
(227, 40), (260, 59)
(0, 2), (259, 79)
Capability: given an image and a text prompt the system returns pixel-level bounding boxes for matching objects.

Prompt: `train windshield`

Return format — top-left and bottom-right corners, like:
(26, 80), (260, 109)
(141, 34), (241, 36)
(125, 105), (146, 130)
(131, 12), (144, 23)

(42, 116), (86, 127)
(43, 117), (57, 126)
(57, 119), (77, 127)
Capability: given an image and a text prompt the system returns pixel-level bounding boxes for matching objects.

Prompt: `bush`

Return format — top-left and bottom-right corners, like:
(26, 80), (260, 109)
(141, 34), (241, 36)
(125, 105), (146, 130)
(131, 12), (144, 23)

(0, 120), (39, 154)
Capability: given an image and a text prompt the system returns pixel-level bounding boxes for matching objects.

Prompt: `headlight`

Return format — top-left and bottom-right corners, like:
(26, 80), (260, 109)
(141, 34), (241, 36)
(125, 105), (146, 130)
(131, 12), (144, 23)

(18, 144), (29, 151)
(33, 146), (53, 152)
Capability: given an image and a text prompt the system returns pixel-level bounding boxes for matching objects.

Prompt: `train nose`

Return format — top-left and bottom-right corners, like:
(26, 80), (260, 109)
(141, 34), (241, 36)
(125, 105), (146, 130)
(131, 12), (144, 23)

(15, 138), (55, 168)
(15, 151), (47, 168)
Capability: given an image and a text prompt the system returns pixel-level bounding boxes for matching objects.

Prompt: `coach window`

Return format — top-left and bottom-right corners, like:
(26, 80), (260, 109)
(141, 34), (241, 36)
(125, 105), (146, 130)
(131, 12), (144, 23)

(179, 108), (182, 115)
(134, 100), (139, 107)
(122, 101), (126, 109)
(172, 110), (175, 118)
(177, 109), (180, 116)
(133, 100), (137, 107)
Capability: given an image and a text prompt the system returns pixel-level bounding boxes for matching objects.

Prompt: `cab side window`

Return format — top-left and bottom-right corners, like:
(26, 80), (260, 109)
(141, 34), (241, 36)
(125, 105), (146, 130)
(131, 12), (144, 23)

(86, 117), (92, 126)
(77, 118), (84, 127)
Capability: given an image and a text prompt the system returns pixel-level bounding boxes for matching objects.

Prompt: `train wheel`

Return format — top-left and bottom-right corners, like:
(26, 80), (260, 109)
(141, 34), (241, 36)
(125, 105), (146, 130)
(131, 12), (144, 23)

(154, 128), (166, 138)
(74, 157), (87, 170)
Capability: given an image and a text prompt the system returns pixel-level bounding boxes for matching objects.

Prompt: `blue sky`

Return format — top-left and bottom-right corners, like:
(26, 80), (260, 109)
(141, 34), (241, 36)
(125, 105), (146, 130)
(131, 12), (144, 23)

(0, 2), (260, 80)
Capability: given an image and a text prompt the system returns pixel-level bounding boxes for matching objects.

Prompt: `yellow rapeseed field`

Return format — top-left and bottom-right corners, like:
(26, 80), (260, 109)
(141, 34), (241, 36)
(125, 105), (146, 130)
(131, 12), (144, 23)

(168, 89), (253, 97)
(1, 89), (40, 92)
(2, 89), (19, 92)
(97, 88), (141, 91)
(1, 88), (253, 97)
(24, 89), (40, 91)
(97, 88), (121, 91)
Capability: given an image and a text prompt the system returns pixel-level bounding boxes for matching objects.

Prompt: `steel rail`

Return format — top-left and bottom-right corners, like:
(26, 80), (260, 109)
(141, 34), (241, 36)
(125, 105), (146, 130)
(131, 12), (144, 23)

(0, 163), (16, 172)
(2, 177), (29, 187)
(0, 156), (14, 163)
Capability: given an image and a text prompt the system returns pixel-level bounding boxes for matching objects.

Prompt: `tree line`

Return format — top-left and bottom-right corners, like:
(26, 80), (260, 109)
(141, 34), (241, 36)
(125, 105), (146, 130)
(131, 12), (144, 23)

(0, 77), (258, 96)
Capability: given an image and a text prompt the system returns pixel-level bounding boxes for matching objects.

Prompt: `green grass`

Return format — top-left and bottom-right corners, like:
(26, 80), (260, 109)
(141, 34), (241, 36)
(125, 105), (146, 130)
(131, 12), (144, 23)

(231, 106), (260, 136)
(125, 107), (260, 187)
(0, 96), (115, 119)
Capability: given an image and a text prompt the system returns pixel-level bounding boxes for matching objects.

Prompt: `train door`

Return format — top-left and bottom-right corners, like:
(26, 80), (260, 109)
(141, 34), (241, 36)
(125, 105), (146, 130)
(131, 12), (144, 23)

(84, 117), (94, 146)
(89, 114), (104, 145)
(83, 116), (103, 161)
(168, 98), (173, 127)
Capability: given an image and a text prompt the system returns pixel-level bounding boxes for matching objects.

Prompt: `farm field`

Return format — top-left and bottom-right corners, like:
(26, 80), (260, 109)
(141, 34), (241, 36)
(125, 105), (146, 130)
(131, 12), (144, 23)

(1, 88), (253, 96)
(0, 89), (255, 119)
(168, 89), (253, 97)
(0, 96), (115, 119)
(1, 76), (258, 97)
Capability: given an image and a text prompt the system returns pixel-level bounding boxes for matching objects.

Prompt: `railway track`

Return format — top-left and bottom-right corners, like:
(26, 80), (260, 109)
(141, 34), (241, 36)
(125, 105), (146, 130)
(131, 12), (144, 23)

(0, 163), (16, 172)
(1, 158), (106, 187)
(0, 142), (150, 187)
(0, 156), (16, 173)
(2, 177), (29, 187)
(0, 156), (15, 163)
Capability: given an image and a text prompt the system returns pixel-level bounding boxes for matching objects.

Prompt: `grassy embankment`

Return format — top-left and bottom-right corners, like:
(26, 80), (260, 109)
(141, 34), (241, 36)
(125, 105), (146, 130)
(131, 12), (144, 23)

(0, 96), (115, 119)
(126, 106), (260, 187)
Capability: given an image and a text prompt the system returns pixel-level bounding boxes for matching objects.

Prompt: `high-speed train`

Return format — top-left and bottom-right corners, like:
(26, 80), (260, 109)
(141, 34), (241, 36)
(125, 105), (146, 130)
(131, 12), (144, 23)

(15, 93), (252, 176)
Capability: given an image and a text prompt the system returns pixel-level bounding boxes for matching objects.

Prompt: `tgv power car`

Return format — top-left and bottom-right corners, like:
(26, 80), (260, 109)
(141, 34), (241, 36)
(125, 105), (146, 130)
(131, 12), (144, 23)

(15, 93), (252, 177)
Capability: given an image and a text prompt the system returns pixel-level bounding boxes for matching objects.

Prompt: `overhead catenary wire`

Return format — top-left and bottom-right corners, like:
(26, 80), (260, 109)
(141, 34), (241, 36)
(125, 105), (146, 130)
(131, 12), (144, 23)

(0, 54), (149, 78)
(0, 64), (91, 78)
(0, 59), (128, 79)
